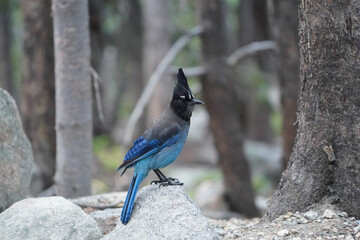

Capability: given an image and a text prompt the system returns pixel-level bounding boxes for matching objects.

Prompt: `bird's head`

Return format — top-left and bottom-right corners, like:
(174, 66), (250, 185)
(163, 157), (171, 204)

(170, 68), (203, 121)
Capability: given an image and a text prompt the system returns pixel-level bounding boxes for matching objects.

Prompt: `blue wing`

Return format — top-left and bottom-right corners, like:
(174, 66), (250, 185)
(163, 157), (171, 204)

(117, 122), (181, 175)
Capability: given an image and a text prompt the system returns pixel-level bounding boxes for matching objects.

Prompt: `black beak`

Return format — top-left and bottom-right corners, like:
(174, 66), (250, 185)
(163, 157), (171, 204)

(192, 98), (204, 105)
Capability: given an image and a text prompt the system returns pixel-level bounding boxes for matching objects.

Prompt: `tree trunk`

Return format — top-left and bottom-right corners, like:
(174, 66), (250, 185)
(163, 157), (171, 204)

(198, 0), (259, 218)
(116, 0), (144, 131)
(266, 0), (360, 219)
(268, 0), (299, 169)
(237, 0), (274, 144)
(20, 0), (56, 192)
(142, 0), (172, 123)
(53, 0), (92, 197)
(0, 0), (13, 94)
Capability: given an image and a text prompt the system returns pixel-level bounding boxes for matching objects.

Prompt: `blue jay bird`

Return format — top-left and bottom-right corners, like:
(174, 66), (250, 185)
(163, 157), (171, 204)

(117, 68), (203, 225)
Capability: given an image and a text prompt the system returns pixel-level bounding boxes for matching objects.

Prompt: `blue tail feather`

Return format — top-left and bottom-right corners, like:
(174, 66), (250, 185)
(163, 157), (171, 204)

(121, 173), (143, 225)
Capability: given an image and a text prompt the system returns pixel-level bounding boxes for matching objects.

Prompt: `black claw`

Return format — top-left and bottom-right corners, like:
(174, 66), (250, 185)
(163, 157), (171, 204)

(151, 177), (183, 187)
(168, 177), (180, 183)
(151, 180), (163, 185)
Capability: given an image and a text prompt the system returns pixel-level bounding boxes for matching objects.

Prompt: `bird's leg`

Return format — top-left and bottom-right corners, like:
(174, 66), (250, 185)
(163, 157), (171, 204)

(151, 169), (183, 186)
(151, 169), (167, 184)
(155, 169), (167, 180)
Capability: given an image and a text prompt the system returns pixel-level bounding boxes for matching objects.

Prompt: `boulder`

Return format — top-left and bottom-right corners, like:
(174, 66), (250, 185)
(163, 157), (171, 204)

(0, 196), (103, 240)
(0, 88), (33, 212)
(103, 185), (219, 240)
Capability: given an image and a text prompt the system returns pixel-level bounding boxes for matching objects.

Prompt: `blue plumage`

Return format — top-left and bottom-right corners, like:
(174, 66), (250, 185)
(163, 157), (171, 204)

(117, 68), (203, 225)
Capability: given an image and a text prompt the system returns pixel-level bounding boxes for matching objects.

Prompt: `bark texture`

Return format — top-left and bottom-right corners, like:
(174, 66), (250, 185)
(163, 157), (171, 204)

(198, 0), (259, 217)
(0, 0), (12, 94)
(53, 0), (92, 197)
(266, 0), (360, 219)
(268, 0), (299, 169)
(20, 0), (56, 190)
(142, 0), (172, 123)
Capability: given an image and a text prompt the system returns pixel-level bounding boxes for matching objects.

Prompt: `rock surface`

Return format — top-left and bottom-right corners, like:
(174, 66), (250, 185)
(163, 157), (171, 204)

(211, 207), (360, 239)
(70, 192), (126, 234)
(0, 196), (103, 240)
(103, 185), (220, 240)
(0, 88), (33, 212)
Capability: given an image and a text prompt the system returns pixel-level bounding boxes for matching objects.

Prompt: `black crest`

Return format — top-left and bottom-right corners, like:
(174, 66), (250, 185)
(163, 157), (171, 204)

(170, 68), (199, 121)
(173, 68), (192, 98)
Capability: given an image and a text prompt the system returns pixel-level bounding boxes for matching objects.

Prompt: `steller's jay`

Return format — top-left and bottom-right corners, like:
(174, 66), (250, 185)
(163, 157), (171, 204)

(117, 68), (203, 225)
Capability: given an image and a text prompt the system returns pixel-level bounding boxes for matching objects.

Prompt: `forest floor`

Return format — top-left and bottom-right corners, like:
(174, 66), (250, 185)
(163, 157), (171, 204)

(74, 191), (360, 239)
(210, 204), (360, 240)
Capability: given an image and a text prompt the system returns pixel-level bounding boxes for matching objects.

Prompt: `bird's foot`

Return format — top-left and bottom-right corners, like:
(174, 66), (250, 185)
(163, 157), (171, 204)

(151, 179), (165, 185)
(160, 177), (184, 187)
(151, 177), (183, 187)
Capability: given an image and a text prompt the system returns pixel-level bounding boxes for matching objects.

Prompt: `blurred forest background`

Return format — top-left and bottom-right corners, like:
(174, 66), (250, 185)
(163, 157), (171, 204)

(0, 0), (300, 218)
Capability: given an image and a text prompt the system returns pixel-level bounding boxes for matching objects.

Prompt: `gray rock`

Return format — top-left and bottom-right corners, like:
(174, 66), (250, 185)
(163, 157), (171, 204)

(345, 235), (354, 240)
(354, 225), (360, 234)
(338, 211), (349, 218)
(304, 210), (319, 220)
(296, 217), (308, 224)
(322, 209), (337, 219)
(103, 185), (219, 240)
(355, 232), (360, 240)
(0, 89), (33, 212)
(277, 229), (290, 237)
(0, 196), (103, 240)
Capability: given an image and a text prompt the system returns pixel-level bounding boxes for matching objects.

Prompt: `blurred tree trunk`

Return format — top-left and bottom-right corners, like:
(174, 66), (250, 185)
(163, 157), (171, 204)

(89, 0), (105, 135)
(116, 0), (144, 131)
(20, 0), (56, 192)
(266, 0), (360, 219)
(0, 0), (13, 94)
(238, 0), (269, 47)
(198, 0), (259, 218)
(237, 0), (274, 144)
(53, 0), (92, 197)
(268, 0), (299, 169)
(142, 0), (172, 123)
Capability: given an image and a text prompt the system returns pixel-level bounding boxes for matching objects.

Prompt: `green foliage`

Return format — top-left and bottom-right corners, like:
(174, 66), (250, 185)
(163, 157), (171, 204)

(173, 37), (201, 68)
(227, 0), (240, 9)
(252, 174), (272, 195)
(169, 1), (201, 69)
(270, 110), (282, 136)
(92, 178), (109, 194)
(93, 135), (125, 171)
(102, 3), (120, 36)
(247, 66), (270, 104)
(169, 0), (196, 32)
(187, 169), (222, 198)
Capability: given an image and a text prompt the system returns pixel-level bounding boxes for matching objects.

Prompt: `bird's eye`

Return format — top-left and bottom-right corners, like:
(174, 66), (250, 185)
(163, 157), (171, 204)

(179, 95), (186, 101)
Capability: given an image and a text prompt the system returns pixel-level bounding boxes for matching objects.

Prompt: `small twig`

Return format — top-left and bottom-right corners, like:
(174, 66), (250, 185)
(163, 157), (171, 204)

(75, 201), (124, 210)
(227, 40), (277, 66)
(168, 41), (277, 78)
(123, 25), (204, 144)
(89, 66), (105, 124)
